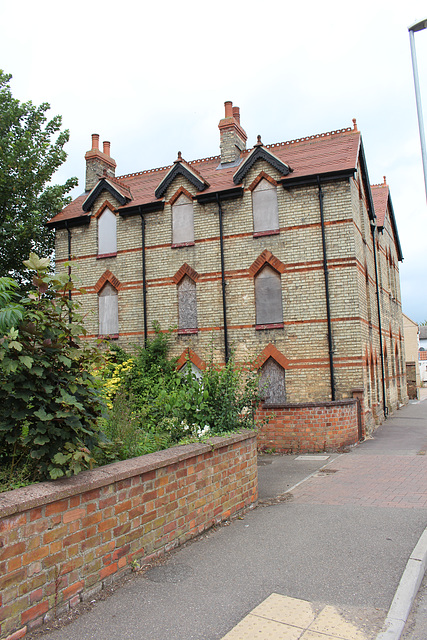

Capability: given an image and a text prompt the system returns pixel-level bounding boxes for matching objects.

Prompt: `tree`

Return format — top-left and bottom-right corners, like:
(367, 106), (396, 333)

(0, 71), (78, 285)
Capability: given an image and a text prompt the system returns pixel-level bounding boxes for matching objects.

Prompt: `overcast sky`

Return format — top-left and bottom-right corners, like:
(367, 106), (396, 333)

(1, 0), (426, 322)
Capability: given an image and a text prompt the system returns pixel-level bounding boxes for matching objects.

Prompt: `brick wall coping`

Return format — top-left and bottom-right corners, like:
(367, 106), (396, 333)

(262, 399), (357, 410)
(0, 431), (256, 519)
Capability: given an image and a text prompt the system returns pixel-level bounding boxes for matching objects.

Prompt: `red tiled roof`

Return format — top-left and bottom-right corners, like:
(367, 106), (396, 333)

(371, 180), (389, 227)
(49, 126), (361, 225)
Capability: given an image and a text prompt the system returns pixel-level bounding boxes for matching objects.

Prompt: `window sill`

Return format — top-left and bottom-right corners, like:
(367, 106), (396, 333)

(261, 401), (287, 409)
(178, 328), (198, 335)
(172, 242), (195, 249)
(253, 229), (280, 238)
(256, 323), (284, 331)
(97, 252), (117, 259)
(98, 334), (119, 340)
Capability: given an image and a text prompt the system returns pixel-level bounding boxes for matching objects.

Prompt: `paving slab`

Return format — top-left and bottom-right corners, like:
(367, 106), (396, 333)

(221, 594), (373, 640)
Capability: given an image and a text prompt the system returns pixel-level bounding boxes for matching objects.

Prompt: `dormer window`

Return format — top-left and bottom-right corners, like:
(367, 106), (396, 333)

(98, 206), (117, 257)
(172, 193), (194, 247)
(252, 178), (279, 236)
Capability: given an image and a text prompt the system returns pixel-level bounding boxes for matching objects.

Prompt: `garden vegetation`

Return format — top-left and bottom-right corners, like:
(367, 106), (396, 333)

(0, 255), (262, 492)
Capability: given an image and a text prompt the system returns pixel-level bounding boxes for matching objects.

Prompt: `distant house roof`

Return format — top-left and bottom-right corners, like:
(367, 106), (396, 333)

(48, 122), (364, 228)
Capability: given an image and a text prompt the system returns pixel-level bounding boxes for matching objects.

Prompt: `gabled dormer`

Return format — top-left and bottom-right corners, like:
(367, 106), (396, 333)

(233, 136), (291, 185)
(82, 177), (131, 213)
(155, 152), (209, 199)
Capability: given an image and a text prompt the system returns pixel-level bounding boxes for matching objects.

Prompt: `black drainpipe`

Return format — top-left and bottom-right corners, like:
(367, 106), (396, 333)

(216, 193), (229, 363)
(139, 208), (148, 348)
(317, 176), (336, 401)
(371, 221), (387, 418)
(65, 221), (72, 324)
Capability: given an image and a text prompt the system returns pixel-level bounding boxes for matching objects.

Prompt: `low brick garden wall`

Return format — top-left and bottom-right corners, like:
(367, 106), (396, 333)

(0, 431), (257, 640)
(256, 399), (362, 453)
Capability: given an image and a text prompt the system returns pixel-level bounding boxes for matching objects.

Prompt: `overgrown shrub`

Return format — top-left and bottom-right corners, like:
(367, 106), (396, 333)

(0, 254), (106, 481)
(98, 327), (262, 462)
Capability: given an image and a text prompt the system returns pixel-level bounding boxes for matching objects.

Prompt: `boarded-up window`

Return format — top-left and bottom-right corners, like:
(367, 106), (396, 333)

(260, 357), (286, 404)
(255, 265), (283, 325)
(99, 282), (119, 335)
(178, 275), (197, 332)
(172, 194), (194, 245)
(98, 208), (117, 255)
(252, 179), (279, 233)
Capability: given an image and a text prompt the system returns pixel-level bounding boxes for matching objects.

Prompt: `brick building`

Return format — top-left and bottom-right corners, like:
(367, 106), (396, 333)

(48, 102), (407, 450)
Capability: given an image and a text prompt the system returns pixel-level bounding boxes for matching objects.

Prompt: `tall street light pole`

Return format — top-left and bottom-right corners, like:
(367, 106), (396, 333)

(409, 18), (427, 201)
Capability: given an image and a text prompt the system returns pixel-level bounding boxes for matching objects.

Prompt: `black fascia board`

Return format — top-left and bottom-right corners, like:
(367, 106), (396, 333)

(82, 180), (128, 212)
(233, 146), (291, 185)
(119, 201), (165, 217)
(357, 141), (376, 223)
(196, 187), (244, 204)
(46, 215), (91, 230)
(155, 164), (207, 199)
(386, 194), (404, 262)
(279, 168), (355, 189)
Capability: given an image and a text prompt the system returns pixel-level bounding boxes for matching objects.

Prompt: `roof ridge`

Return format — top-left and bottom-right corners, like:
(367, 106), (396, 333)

(265, 126), (355, 151)
(117, 126), (356, 180)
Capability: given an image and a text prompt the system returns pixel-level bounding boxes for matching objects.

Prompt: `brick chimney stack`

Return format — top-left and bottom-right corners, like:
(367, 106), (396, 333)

(218, 101), (247, 164)
(84, 134), (116, 191)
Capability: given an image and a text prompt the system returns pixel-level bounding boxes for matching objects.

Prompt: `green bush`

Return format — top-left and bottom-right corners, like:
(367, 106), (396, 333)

(97, 327), (262, 462)
(0, 254), (106, 481)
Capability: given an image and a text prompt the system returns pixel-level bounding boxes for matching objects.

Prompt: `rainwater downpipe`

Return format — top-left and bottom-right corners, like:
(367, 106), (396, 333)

(371, 221), (387, 418)
(65, 221), (72, 324)
(317, 176), (336, 401)
(216, 193), (229, 363)
(139, 208), (148, 348)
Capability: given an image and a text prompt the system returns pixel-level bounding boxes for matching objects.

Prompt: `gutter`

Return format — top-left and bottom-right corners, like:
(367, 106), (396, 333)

(65, 221), (72, 324)
(139, 207), (148, 348)
(216, 193), (229, 363)
(371, 221), (388, 418)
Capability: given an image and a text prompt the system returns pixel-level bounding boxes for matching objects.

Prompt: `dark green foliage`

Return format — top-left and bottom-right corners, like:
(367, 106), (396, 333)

(0, 254), (106, 480)
(0, 71), (78, 284)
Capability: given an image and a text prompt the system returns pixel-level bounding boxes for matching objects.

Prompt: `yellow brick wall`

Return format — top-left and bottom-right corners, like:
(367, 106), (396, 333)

(54, 159), (406, 419)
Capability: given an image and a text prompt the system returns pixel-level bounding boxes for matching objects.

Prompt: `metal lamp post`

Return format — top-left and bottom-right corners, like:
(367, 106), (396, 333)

(409, 18), (427, 201)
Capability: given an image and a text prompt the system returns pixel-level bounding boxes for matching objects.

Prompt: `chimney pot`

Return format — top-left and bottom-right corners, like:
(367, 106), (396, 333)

(103, 141), (111, 157)
(224, 101), (233, 118)
(232, 106), (240, 124)
(91, 134), (100, 150)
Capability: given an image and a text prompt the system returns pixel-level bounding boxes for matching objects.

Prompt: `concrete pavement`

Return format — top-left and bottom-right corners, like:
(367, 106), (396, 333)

(26, 392), (427, 640)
